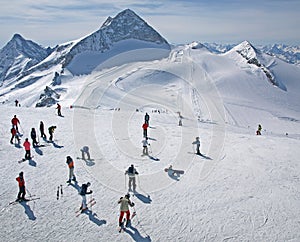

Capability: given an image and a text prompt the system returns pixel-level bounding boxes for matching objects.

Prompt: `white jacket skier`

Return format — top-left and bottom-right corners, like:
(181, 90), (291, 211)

(142, 138), (149, 155)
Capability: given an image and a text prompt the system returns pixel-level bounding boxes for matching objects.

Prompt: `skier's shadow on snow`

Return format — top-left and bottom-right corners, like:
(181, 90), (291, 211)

(199, 153), (212, 160)
(167, 171), (181, 181)
(134, 193), (152, 204)
(148, 155), (160, 161)
(20, 202), (36, 220)
(52, 141), (64, 149)
(83, 158), (95, 167)
(34, 147), (43, 156)
(67, 182), (81, 192)
(147, 137), (156, 141)
(29, 159), (37, 167)
(82, 210), (107, 226)
(14, 143), (22, 149)
(188, 152), (212, 160)
(126, 225), (151, 241)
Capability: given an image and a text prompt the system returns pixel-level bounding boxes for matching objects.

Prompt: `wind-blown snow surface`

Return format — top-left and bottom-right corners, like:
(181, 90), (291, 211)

(0, 46), (300, 241)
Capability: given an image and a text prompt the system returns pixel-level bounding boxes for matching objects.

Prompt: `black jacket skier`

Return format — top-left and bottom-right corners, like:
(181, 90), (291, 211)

(30, 128), (38, 147)
(80, 182), (93, 211)
(144, 113), (150, 125)
(48, 126), (56, 141)
(40, 121), (46, 138)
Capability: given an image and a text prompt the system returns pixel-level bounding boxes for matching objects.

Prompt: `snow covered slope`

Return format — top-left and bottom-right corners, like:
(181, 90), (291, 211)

(0, 42), (299, 241)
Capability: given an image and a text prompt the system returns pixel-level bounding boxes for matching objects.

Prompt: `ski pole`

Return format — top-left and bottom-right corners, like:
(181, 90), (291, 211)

(19, 124), (24, 134)
(124, 173), (127, 190)
(90, 194), (93, 212)
(26, 188), (33, 198)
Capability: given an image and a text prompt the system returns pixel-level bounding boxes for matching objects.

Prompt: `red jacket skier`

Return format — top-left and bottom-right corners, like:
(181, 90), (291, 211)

(11, 115), (20, 132)
(142, 123), (148, 138)
(16, 172), (26, 201)
(118, 194), (135, 227)
(23, 138), (31, 160)
(10, 127), (20, 144)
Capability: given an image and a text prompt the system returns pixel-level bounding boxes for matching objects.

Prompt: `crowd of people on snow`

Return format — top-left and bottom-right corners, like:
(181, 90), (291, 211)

(9, 104), (59, 204)
(9, 100), (265, 229)
(9, 114), (57, 150)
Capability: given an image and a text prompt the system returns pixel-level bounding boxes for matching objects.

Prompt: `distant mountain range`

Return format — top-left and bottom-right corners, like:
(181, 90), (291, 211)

(0, 8), (299, 107)
(203, 42), (300, 65)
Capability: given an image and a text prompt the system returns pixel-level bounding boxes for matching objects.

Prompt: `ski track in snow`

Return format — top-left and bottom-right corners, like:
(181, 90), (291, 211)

(0, 47), (300, 241)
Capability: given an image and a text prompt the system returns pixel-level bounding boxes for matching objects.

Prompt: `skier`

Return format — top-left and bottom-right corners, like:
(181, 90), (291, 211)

(56, 103), (62, 116)
(192, 137), (201, 155)
(142, 137), (150, 155)
(10, 127), (20, 144)
(80, 146), (91, 160)
(66, 156), (76, 183)
(40, 121), (46, 139)
(16, 172), (26, 201)
(79, 182), (93, 211)
(30, 128), (38, 147)
(11, 115), (20, 132)
(142, 122), (148, 138)
(125, 164), (139, 192)
(178, 116), (182, 126)
(144, 112), (150, 125)
(15, 100), (19, 107)
(48, 126), (56, 141)
(23, 138), (31, 160)
(178, 111), (183, 126)
(118, 194), (135, 227)
(256, 124), (262, 135)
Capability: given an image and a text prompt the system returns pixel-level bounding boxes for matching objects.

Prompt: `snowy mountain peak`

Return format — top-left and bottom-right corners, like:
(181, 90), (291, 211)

(0, 34), (49, 82)
(62, 8), (170, 73)
(189, 41), (207, 50)
(227, 40), (283, 89)
(232, 40), (259, 60)
(11, 33), (26, 45)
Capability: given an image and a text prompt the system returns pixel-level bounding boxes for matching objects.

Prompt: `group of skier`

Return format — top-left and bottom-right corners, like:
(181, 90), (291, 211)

(9, 114), (58, 160)
(10, 107), (203, 231)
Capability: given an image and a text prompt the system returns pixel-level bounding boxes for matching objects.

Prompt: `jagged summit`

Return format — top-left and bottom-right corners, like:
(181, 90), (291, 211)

(101, 9), (139, 28)
(227, 40), (283, 90)
(66, 8), (169, 56)
(68, 8), (169, 53)
(0, 34), (49, 82)
(98, 8), (168, 44)
(3, 33), (49, 60)
(230, 40), (260, 60)
(62, 8), (170, 73)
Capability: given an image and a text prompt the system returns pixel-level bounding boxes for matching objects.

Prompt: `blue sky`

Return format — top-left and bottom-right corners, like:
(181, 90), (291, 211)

(1, 0), (299, 48)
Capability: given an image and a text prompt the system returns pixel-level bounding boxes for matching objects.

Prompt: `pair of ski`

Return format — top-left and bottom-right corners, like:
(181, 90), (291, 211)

(57, 185), (63, 200)
(118, 211), (136, 233)
(75, 198), (96, 217)
(9, 196), (40, 206)
(0, 196), (40, 213)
